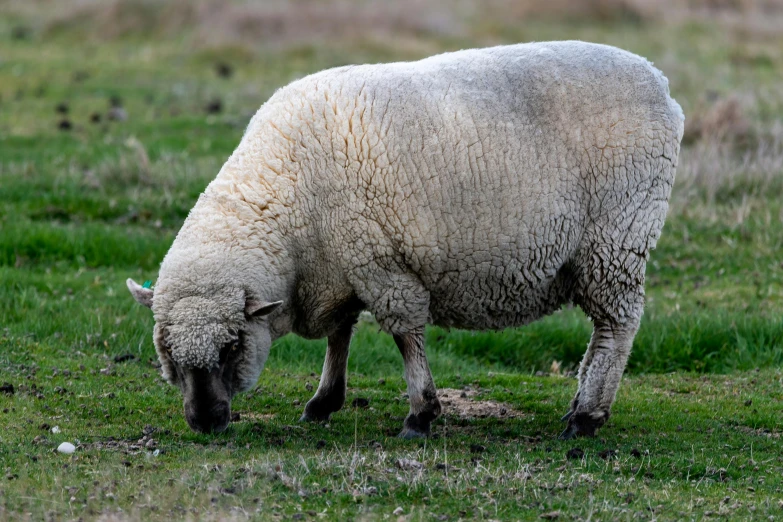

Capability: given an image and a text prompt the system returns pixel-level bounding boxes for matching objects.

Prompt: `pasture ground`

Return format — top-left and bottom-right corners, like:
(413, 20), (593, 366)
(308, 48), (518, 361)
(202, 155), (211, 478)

(1, 1), (783, 520)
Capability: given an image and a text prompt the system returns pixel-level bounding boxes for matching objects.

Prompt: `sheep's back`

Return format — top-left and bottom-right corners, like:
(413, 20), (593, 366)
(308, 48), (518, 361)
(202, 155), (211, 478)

(280, 41), (683, 328)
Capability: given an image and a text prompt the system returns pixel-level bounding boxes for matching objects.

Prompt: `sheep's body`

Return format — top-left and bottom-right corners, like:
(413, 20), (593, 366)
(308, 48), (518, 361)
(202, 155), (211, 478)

(133, 41), (684, 438)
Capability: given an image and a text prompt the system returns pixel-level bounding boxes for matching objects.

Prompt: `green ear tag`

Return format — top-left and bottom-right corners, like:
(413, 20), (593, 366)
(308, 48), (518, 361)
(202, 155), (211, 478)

(142, 280), (152, 289)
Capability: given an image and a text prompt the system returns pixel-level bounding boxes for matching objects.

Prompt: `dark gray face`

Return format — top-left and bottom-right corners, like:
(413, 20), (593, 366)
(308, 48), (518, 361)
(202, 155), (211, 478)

(167, 336), (240, 434)
(126, 278), (283, 434)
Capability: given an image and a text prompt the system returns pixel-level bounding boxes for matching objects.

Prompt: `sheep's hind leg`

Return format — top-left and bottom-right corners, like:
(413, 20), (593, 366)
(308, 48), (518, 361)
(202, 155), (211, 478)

(300, 320), (355, 422)
(559, 319), (640, 439)
(560, 245), (646, 439)
(393, 331), (441, 438)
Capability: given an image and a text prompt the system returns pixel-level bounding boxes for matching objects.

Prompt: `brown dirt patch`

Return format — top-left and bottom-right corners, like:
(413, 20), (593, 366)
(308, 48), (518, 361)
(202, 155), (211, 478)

(233, 412), (277, 423)
(437, 388), (523, 420)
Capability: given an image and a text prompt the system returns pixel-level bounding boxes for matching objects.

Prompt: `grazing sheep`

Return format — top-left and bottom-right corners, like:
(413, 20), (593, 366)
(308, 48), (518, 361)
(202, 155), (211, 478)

(128, 41), (684, 439)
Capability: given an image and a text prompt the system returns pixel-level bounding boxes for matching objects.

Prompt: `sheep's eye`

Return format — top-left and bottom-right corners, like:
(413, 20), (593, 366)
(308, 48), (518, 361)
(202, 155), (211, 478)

(231, 342), (239, 352)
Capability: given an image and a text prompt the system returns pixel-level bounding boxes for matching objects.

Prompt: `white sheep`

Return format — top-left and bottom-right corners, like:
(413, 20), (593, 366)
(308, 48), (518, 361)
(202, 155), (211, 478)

(128, 41), (684, 439)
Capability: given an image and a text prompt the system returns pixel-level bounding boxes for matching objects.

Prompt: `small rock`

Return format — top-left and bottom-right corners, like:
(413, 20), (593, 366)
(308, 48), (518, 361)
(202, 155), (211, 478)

(540, 511), (560, 520)
(51, 426), (61, 434)
(305, 382), (313, 392)
(107, 107), (127, 121)
(378, 378), (386, 385)
(145, 439), (156, 449)
(351, 397), (370, 409)
(0, 383), (14, 395)
(630, 448), (642, 458)
(469, 443), (486, 454)
(396, 458), (423, 470)
(566, 447), (584, 460)
(58, 119), (72, 131)
(57, 442), (76, 454)
(393, 507), (404, 515)
(113, 353), (135, 363)
(744, 399), (752, 406)
(90, 112), (102, 123)
(39, 423), (50, 431)
(316, 440), (327, 449)
(55, 102), (69, 114)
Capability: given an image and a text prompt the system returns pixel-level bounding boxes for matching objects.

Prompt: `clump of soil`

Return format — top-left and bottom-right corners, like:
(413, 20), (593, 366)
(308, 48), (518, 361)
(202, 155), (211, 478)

(437, 388), (522, 420)
(205, 98), (223, 114)
(566, 447), (584, 460)
(215, 62), (233, 78)
(351, 397), (370, 409)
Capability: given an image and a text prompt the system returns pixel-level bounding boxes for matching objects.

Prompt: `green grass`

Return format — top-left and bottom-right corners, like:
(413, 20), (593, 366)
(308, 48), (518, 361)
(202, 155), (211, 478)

(2, 1), (783, 520)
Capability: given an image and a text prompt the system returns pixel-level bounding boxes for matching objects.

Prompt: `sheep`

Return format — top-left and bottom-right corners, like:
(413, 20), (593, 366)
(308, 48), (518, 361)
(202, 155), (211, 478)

(128, 41), (684, 439)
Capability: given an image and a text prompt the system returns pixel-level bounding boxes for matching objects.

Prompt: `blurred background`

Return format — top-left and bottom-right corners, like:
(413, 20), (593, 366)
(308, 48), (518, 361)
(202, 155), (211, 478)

(2, 0), (783, 375)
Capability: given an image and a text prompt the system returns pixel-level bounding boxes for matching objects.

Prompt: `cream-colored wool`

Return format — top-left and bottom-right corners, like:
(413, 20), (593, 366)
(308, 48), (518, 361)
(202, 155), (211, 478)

(129, 41), (684, 438)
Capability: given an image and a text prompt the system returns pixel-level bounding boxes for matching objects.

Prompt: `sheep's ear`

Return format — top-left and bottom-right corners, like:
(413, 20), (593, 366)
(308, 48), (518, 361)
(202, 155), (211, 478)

(126, 278), (153, 309)
(246, 299), (283, 318)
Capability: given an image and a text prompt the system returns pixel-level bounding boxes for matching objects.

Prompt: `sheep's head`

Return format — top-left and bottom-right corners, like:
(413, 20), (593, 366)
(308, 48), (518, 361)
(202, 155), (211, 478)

(127, 278), (282, 433)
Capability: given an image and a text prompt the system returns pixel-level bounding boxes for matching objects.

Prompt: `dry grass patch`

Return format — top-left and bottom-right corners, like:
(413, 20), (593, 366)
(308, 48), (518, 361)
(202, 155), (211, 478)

(673, 124), (783, 207)
(683, 94), (752, 146)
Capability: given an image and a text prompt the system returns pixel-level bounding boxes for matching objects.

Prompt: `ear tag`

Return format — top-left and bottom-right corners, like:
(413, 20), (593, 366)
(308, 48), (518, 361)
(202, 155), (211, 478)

(142, 280), (152, 289)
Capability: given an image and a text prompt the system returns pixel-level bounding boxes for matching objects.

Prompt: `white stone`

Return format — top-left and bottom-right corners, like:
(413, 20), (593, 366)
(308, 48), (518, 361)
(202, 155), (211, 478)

(57, 442), (76, 454)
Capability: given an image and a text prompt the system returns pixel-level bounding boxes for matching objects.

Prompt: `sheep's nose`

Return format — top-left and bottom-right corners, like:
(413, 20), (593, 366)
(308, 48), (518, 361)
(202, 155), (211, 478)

(185, 401), (230, 433)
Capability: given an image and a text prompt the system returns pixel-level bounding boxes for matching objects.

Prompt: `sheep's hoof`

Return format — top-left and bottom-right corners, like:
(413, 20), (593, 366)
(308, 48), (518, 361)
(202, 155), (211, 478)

(398, 427), (429, 439)
(299, 411), (330, 423)
(558, 411), (608, 440)
(299, 405), (333, 423)
(300, 395), (344, 423)
(398, 412), (433, 439)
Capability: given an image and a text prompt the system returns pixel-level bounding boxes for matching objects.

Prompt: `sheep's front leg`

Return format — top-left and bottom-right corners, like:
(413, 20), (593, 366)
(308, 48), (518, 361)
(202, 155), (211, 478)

(300, 321), (354, 422)
(393, 331), (441, 438)
(560, 320), (639, 439)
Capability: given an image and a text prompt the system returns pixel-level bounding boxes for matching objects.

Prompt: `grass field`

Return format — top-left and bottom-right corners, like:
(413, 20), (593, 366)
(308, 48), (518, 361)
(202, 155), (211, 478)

(2, 0), (783, 520)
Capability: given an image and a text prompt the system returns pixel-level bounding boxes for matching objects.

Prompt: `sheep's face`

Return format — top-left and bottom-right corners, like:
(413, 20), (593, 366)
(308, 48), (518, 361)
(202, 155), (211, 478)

(126, 279), (281, 433)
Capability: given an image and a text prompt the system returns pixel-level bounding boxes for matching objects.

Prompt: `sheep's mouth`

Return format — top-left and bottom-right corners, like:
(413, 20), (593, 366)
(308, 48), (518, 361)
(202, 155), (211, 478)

(184, 399), (231, 433)
(181, 366), (233, 434)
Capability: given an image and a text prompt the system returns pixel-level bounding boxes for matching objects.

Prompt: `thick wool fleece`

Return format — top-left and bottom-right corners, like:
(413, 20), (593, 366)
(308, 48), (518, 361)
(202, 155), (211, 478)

(150, 41), (683, 403)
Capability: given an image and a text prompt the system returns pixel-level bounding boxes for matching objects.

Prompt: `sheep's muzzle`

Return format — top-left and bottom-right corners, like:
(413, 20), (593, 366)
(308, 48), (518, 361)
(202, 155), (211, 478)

(182, 366), (231, 433)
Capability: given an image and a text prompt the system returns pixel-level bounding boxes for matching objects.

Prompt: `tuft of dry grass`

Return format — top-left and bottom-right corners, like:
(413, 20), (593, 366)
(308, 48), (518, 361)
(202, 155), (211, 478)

(683, 94), (752, 146)
(673, 122), (783, 207)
